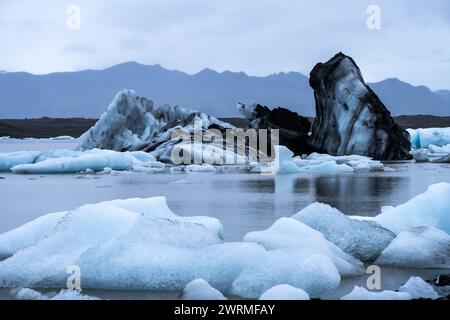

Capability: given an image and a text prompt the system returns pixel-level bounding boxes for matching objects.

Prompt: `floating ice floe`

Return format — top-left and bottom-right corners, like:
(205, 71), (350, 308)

(0, 151), (41, 171)
(407, 127), (450, 149)
(374, 182), (450, 234)
(410, 144), (450, 163)
(341, 286), (412, 300)
(265, 146), (385, 175)
(398, 277), (440, 300)
(13, 288), (100, 300)
(235, 217), (365, 298)
(0, 149), (164, 174)
(293, 203), (395, 262)
(0, 196), (365, 299)
(181, 279), (227, 300)
(185, 163), (217, 173)
(375, 226), (450, 268)
(259, 284), (310, 300)
(342, 276), (439, 300)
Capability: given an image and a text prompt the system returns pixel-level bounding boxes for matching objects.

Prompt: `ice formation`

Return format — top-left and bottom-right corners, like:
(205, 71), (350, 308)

(410, 144), (450, 163)
(342, 276), (440, 300)
(374, 182), (450, 234)
(0, 211), (66, 259)
(243, 217), (365, 276)
(293, 203), (395, 261)
(0, 149), (163, 174)
(259, 284), (310, 300)
(78, 90), (234, 165)
(269, 146), (302, 174)
(181, 279), (227, 300)
(398, 277), (439, 300)
(308, 53), (411, 160)
(375, 226), (450, 268)
(13, 288), (100, 300)
(0, 151), (41, 171)
(407, 128), (450, 149)
(341, 286), (412, 300)
(266, 146), (385, 174)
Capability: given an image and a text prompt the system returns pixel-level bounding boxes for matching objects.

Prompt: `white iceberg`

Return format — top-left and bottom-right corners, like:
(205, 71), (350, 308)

(0, 151), (41, 171)
(342, 276), (440, 300)
(410, 145), (450, 163)
(0, 211), (66, 259)
(301, 153), (384, 172)
(259, 284), (310, 300)
(181, 279), (227, 300)
(243, 217), (365, 277)
(13, 288), (100, 300)
(8, 149), (162, 174)
(230, 248), (341, 298)
(293, 203), (395, 261)
(398, 277), (439, 300)
(341, 286), (412, 300)
(0, 197), (223, 259)
(269, 146), (302, 174)
(78, 90), (162, 152)
(374, 183), (450, 234)
(375, 226), (450, 268)
(407, 128), (450, 149)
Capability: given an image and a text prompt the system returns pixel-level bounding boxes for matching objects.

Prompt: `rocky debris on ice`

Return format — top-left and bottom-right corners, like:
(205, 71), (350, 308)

(410, 144), (450, 163)
(0, 149), (164, 174)
(375, 225), (450, 268)
(342, 276), (439, 300)
(259, 284), (310, 300)
(374, 182), (450, 234)
(181, 279), (227, 300)
(12, 288), (100, 300)
(407, 128), (450, 149)
(308, 53), (411, 160)
(237, 103), (314, 155)
(293, 203), (395, 262)
(78, 89), (235, 164)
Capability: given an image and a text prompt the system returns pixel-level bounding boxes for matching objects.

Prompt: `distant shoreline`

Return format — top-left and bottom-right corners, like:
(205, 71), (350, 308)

(1, 115), (450, 139)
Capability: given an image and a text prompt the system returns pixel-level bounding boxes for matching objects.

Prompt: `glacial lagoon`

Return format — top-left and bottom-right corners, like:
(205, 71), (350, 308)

(0, 140), (449, 300)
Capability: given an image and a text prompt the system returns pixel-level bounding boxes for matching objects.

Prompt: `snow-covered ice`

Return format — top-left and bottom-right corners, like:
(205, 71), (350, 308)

(0, 149), (164, 174)
(342, 276), (440, 300)
(293, 203), (395, 261)
(374, 182), (450, 234)
(341, 286), (412, 300)
(407, 128), (450, 149)
(0, 211), (66, 259)
(243, 217), (365, 277)
(265, 146), (385, 174)
(259, 284), (310, 300)
(13, 288), (100, 300)
(181, 279), (227, 300)
(375, 226), (450, 268)
(398, 277), (439, 300)
(410, 145), (450, 163)
(0, 151), (41, 171)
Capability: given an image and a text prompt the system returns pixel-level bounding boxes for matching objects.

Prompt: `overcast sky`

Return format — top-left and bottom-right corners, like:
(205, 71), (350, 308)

(1, 0), (449, 90)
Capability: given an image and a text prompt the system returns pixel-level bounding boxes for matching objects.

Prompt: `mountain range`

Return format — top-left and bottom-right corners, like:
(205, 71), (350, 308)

(0, 62), (449, 118)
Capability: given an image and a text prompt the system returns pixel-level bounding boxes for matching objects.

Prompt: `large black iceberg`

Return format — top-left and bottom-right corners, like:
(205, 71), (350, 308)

(308, 53), (412, 160)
